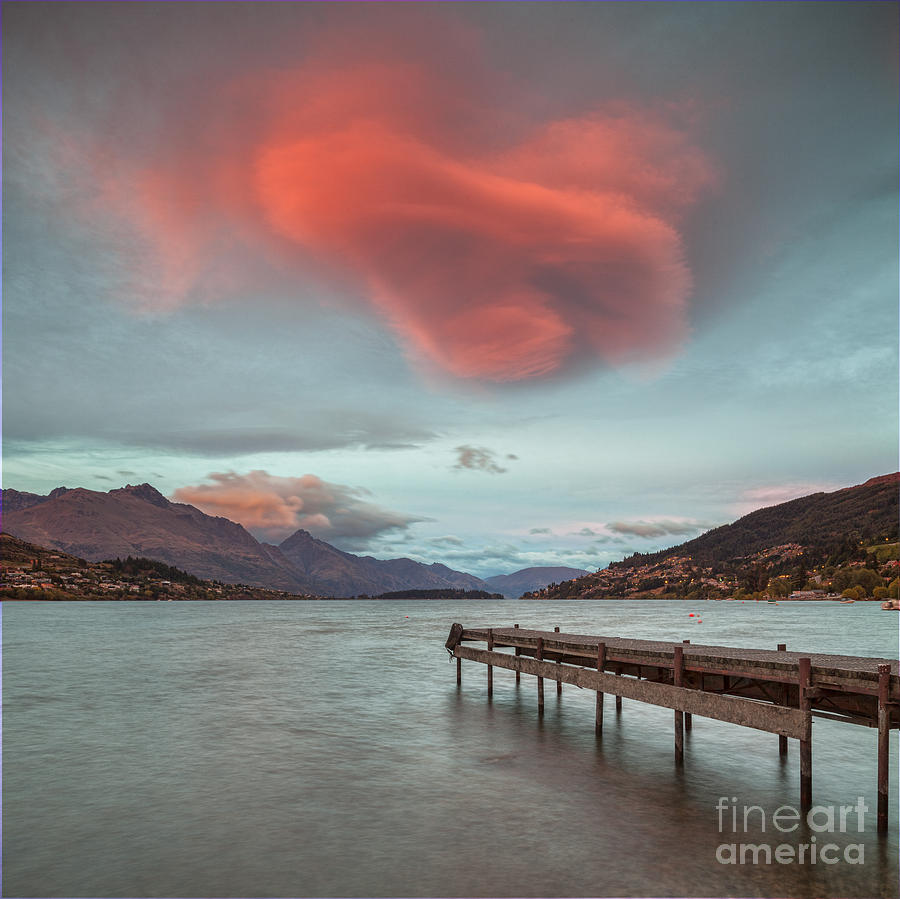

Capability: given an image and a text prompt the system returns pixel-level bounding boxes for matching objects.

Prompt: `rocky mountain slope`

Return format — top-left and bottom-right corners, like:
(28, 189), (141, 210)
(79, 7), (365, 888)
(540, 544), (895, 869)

(627, 473), (900, 568)
(1, 483), (490, 597)
(535, 474), (899, 600)
(276, 528), (487, 597)
(0, 533), (319, 602)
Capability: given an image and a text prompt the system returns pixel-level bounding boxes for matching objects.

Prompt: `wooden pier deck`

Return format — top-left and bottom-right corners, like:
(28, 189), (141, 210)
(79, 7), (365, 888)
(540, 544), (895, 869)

(445, 623), (899, 833)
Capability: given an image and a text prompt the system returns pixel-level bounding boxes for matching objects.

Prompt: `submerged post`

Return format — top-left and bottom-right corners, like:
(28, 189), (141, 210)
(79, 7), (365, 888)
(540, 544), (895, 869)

(554, 626), (562, 696)
(536, 637), (545, 716)
(514, 623), (521, 684)
(596, 642), (607, 736)
(446, 622), (464, 687)
(777, 643), (788, 757)
(487, 629), (494, 698)
(683, 640), (692, 731)
(615, 665), (623, 712)
(799, 657), (812, 810)
(877, 663), (890, 833)
(674, 644), (684, 765)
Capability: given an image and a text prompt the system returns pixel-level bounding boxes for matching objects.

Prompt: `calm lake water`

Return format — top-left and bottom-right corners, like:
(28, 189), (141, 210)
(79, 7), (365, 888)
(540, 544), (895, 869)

(2, 599), (898, 898)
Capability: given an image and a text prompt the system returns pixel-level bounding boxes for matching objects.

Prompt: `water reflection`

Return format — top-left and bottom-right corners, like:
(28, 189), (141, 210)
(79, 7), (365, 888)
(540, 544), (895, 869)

(2, 599), (897, 898)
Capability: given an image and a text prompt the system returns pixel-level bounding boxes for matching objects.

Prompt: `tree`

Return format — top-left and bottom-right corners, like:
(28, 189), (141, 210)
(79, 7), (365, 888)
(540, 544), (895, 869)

(851, 568), (883, 596)
(831, 569), (851, 593)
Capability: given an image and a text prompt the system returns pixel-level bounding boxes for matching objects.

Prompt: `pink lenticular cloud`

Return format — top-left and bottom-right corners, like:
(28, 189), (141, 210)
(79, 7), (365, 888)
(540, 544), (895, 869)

(79, 36), (717, 381)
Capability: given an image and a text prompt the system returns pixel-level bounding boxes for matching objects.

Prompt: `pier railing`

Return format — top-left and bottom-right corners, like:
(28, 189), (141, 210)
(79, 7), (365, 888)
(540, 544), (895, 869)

(445, 623), (898, 833)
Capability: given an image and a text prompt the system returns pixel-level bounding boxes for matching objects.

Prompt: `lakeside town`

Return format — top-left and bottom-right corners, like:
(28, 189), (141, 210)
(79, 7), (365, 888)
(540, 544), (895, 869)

(0, 535), (319, 602)
(525, 540), (900, 603)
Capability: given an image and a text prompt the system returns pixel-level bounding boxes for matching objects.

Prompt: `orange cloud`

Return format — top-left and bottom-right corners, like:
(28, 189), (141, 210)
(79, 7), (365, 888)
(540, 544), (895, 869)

(77, 36), (716, 381)
(173, 470), (422, 544)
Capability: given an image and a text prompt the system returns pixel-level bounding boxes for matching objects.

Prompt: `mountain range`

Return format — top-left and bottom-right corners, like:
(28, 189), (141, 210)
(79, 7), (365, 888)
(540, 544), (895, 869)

(5, 474), (895, 601)
(2, 483), (533, 597)
(484, 566), (589, 597)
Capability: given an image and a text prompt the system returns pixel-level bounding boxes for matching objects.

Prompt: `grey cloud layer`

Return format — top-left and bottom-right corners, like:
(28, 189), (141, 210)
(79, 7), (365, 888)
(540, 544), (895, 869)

(606, 519), (713, 538)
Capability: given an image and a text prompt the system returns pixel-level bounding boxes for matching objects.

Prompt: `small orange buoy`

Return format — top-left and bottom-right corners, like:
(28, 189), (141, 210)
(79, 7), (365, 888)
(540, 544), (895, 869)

(698, 619), (702, 623)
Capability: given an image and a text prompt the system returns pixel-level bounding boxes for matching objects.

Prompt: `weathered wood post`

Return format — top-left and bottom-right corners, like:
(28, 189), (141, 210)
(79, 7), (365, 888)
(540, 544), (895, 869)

(615, 664), (623, 712)
(683, 640), (692, 731)
(536, 637), (545, 716)
(554, 626), (562, 696)
(799, 657), (812, 810)
(674, 644), (685, 765)
(595, 642), (607, 736)
(487, 628), (494, 698)
(777, 643), (788, 756)
(877, 663), (890, 833)
(446, 622), (464, 687)
(514, 623), (520, 684)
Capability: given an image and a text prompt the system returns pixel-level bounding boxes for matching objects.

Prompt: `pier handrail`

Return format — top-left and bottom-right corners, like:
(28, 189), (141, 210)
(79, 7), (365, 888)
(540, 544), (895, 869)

(446, 623), (898, 832)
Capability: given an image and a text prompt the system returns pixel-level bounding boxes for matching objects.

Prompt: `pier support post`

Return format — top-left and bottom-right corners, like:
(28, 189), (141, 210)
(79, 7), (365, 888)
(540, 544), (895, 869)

(456, 655), (461, 686)
(683, 640), (692, 731)
(555, 627), (562, 696)
(596, 642), (607, 736)
(799, 657), (812, 811)
(615, 665), (622, 712)
(536, 637), (545, 716)
(514, 624), (520, 685)
(674, 645), (684, 765)
(877, 663), (890, 834)
(777, 644), (788, 757)
(487, 629), (494, 698)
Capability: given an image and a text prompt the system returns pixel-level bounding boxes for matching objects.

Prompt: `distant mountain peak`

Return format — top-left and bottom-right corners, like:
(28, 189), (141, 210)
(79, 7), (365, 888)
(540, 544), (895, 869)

(485, 566), (590, 597)
(2, 488), (51, 513)
(279, 528), (318, 547)
(857, 473), (900, 489)
(112, 483), (171, 507)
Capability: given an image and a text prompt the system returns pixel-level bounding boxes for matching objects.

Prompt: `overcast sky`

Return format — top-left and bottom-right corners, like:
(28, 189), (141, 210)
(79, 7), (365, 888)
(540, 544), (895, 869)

(4, 2), (897, 576)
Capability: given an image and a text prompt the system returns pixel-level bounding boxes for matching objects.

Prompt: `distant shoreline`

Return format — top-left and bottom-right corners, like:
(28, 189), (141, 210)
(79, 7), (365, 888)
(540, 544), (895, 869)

(1, 595), (882, 603)
(0, 595), (510, 602)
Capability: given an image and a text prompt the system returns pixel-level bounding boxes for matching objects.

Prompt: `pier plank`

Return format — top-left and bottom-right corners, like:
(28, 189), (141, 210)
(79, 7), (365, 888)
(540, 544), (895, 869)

(455, 644), (810, 740)
(461, 627), (899, 697)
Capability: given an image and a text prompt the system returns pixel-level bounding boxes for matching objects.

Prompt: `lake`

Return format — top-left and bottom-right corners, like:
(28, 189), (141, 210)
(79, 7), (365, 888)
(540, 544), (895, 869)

(2, 599), (897, 898)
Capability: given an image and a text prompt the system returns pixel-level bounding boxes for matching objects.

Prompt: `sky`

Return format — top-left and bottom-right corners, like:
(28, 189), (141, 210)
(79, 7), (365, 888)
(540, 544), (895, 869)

(3, 2), (898, 578)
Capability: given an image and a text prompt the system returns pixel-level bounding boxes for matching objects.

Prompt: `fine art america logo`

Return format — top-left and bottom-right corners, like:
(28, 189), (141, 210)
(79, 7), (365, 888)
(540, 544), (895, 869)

(716, 797), (868, 865)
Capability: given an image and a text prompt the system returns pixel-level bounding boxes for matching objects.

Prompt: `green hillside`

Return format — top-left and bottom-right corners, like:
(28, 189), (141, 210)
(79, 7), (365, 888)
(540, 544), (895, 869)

(619, 473), (898, 571)
(533, 474), (899, 601)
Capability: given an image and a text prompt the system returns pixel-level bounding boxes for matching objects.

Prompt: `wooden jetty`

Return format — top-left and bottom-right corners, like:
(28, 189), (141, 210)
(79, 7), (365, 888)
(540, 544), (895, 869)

(445, 623), (899, 833)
